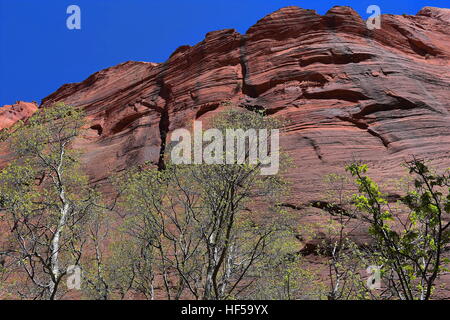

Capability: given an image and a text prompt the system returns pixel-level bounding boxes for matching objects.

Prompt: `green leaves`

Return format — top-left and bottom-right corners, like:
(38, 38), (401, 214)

(345, 159), (450, 300)
(112, 107), (293, 300)
(0, 103), (96, 299)
(7, 103), (84, 161)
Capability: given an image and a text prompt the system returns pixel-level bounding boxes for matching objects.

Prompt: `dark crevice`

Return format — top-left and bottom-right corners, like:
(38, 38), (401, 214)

(386, 94), (442, 114)
(238, 104), (287, 117)
(352, 103), (416, 118)
(386, 193), (402, 202)
(302, 136), (323, 161)
(156, 79), (173, 171)
(195, 103), (220, 119)
(279, 203), (303, 211)
(241, 104), (267, 115)
(390, 24), (439, 57)
(351, 95), (437, 119)
(90, 124), (103, 136)
(355, 95), (444, 121)
(337, 116), (389, 149)
(141, 101), (164, 113)
(303, 88), (369, 102)
(265, 106), (286, 116)
(239, 36), (258, 98)
(408, 38), (439, 57)
(111, 112), (150, 134)
(279, 201), (357, 218)
(158, 108), (170, 171)
(248, 71), (329, 98)
(299, 52), (374, 67)
(310, 201), (357, 218)
(336, 115), (368, 129)
(367, 128), (389, 148)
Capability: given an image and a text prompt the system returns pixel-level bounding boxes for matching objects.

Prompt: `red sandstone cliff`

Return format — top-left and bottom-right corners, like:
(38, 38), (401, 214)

(31, 6), (450, 200)
(0, 101), (38, 131)
(2, 5), (450, 218)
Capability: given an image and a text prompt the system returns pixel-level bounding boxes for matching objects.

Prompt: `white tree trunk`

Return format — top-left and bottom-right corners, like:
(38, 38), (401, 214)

(49, 146), (70, 299)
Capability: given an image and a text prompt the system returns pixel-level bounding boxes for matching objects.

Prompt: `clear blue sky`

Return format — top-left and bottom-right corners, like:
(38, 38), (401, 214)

(0, 0), (448, 106)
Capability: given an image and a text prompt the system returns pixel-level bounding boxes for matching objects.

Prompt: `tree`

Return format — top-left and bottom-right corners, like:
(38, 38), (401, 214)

(82, 210), (154, 300)
(346, 159), (450, 300)
(0, 103), (99, 299)
(114, 108), (300, 300)
(242, 233), (323, 300)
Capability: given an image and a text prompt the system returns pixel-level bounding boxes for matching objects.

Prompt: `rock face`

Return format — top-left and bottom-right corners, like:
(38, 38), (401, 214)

(32, 6), (450, 200)
(0, 101), (38, 130)
(1, 6), (450, 296)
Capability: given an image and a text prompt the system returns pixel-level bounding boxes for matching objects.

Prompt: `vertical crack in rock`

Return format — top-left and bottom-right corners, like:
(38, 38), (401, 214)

(239, 36), (257, 99)
(303, 136), (324, 161)
(156, 79), (172, 171)
(158, 107), (170, 171)
(367, 128), (390, 149)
